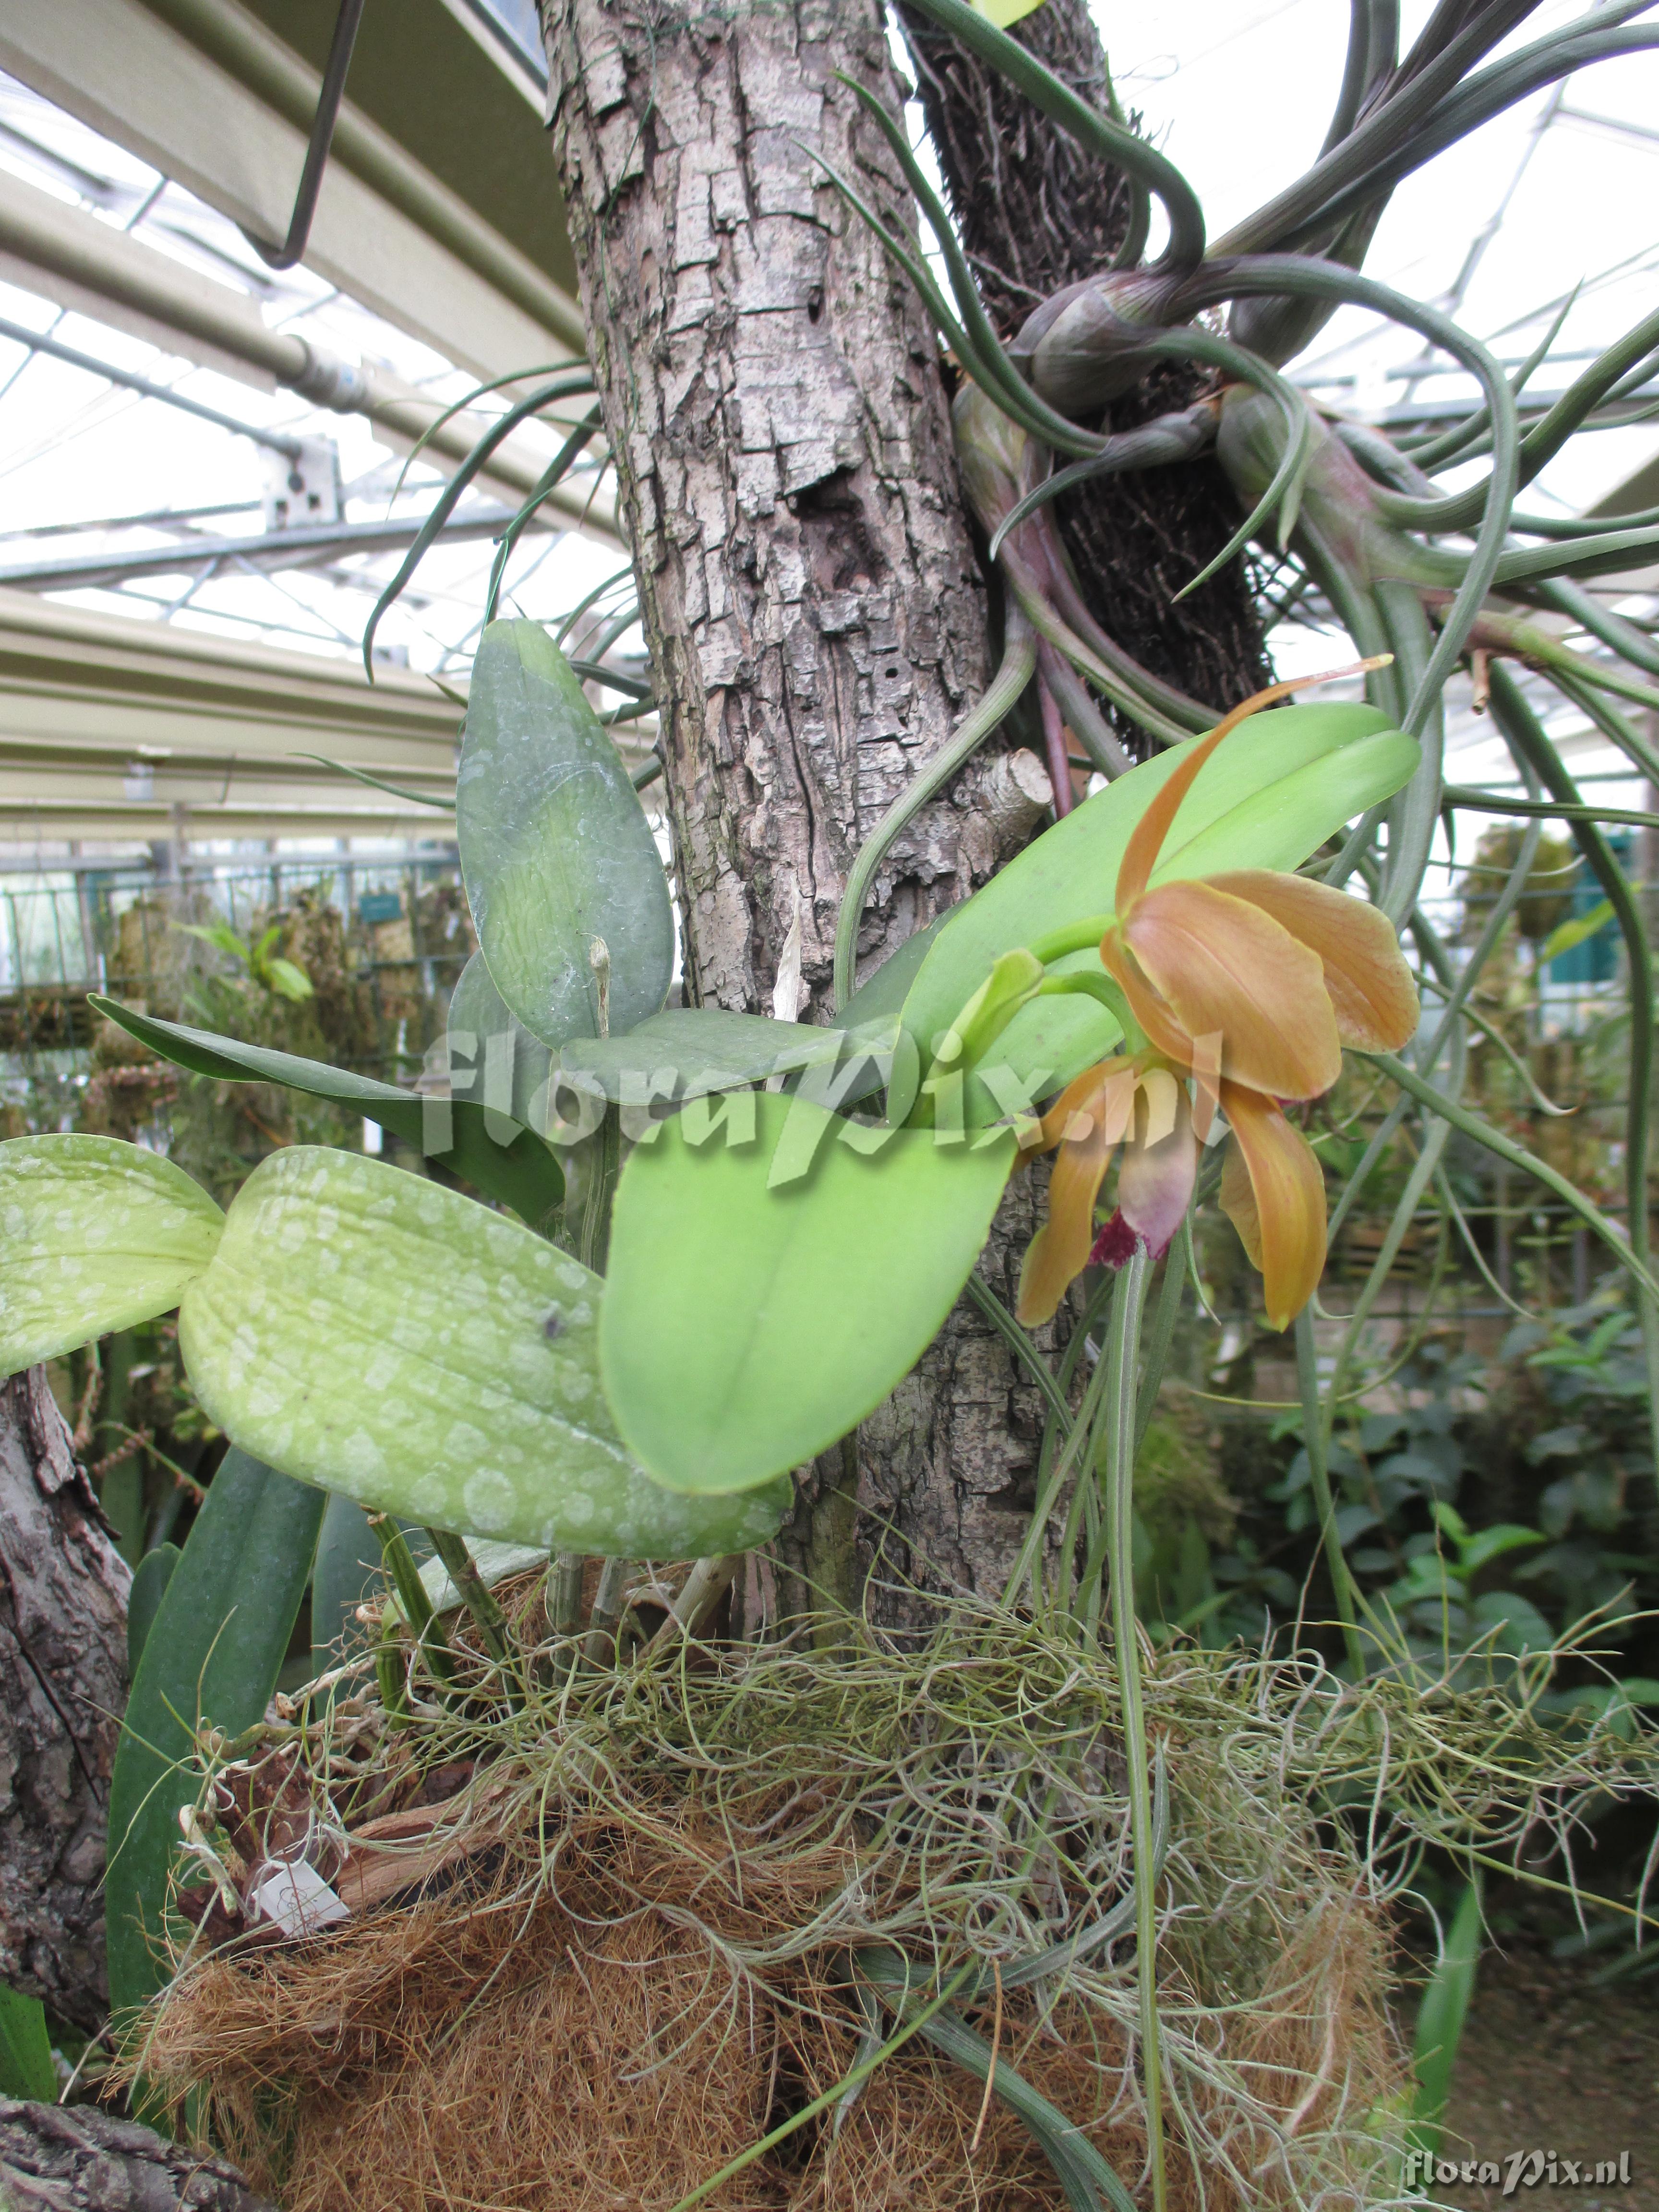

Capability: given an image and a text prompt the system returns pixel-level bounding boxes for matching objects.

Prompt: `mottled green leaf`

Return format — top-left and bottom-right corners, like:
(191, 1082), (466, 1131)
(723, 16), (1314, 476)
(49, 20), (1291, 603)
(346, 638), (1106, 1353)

(900, 705), (1419, 1124)
(107, 1448), (324, 2017)
(459, 619), (673, 1048)
(90, 996), (564, 1232)
(180, 1147), (789, 1555)
(0, 1134), (223, 1375)
(601, 1094), (1016, 1493)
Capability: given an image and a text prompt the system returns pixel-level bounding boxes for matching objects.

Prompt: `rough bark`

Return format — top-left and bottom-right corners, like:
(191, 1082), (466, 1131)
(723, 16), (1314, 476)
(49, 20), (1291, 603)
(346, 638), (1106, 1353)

(0, 1369), (129, 2034)
(0, 2100), (276, 2212)
(899, 0), (1271, 733)
(540, 0), (1064, 1613)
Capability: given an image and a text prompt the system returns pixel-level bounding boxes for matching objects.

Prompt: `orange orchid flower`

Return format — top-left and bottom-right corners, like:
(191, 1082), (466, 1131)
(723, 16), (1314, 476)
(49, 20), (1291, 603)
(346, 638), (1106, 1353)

(1016, 663), (1419, 1332)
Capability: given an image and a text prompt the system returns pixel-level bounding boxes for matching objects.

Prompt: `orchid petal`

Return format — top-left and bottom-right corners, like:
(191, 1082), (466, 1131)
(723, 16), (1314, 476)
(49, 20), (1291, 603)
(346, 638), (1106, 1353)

(1112, 659), (1387, 912)
(1016, 1074), (1129, 1324)
(1120, 880), (1342, 1099)
(1218, 1082), (1327, 1330)
(1022, 1057), (1133, 1160)
(1099, 930), (1202, 1072)
(1118, 1083), (1196, 1260)
(1205, 870), (1419, 1051)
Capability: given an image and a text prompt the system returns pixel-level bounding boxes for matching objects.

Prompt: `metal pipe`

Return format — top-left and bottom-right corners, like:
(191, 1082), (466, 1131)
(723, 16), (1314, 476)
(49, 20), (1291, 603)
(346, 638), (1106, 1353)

(0, 169), (617, 539)
(238, 0), (365, 271)
(0, 312), (304, 456)
(0, 502), (549, 594)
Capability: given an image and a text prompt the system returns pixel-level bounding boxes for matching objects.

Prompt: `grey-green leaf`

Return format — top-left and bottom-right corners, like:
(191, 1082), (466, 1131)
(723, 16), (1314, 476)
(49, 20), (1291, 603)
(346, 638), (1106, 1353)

(459, 618), (674, 1047)
(447, 950), (555, 1127)
(179, 1146), (789, 1556)
(107, 1448), (325, 2017)
(89, 996), (565, 1233)
(0, 1134), (224, 1375)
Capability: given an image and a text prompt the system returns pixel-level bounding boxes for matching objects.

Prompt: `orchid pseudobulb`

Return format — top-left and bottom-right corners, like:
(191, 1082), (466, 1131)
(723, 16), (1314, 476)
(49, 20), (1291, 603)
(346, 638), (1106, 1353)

(1017, 667), (1419, 1332)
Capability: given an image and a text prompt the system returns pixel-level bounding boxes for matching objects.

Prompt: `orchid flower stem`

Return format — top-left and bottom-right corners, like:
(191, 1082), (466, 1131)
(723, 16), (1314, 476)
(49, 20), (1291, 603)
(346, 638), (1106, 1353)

(1091, 1247), (1167, 2212)
(1134, 1247), (1188, 1457)
(1293, 1310), (1364, 1676)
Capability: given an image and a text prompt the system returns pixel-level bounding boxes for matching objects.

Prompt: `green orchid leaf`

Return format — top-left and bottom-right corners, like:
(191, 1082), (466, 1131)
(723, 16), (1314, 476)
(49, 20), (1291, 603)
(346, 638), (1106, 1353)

(126, 1541), (181, 1680)
(0, 1134), (224, 1375)
(179, 1147), (790, 1555)
(311, 1496), (431, 1676)
(839, 908), (955, 1027)
(900, 704), (1418, 1125)
(90, 996), (565, 1234)
(447, 950), (556, 1128)
(107, 1447), (325, 2018)
(0, 1983), (58, 2101)
(459, 618), (674, 1048)
(561, 1005), (899, 1108)
(601, 1093), (1017, 1494)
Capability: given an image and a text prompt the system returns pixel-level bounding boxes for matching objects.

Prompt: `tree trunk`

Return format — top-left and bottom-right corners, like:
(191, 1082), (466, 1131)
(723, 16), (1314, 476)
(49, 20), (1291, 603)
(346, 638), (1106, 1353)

(0, 2100), (276, 2212)
(0, 1368), (129, 2033)
(899, 0), (1270, 730)
(541, 0), (1063, 1617)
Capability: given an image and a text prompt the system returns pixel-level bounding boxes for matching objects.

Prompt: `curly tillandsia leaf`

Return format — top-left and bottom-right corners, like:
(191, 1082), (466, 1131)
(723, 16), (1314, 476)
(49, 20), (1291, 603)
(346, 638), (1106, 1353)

(1402, 289), (1576, 472)
(601, 1093), (1016, 1494)
(832, 612), (1038, 1010)
(901, 0), (1207, 270)
(90, 995), (566, 1231)
(362, 370), (595, 672)
(1486, 660), (1659, 1489)
(458, 618), (674, 1050)
(108, 1446), (324, 2017)
(1372, 303), (1659, 534)
(0, 1134), (225, 1374)
(289, 752), (455, 809)
(1281, 13), (1659, 253)
(830, 76), (1112, 461)
(482, 402), (606, 625)
(985, 405), (1214, 565)
(180, 1146), (792, 1551)
(1211, 0), (1559, 258)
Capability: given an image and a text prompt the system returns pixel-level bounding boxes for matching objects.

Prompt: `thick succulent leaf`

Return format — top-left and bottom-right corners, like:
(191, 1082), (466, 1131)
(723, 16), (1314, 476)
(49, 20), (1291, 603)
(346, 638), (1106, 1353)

(459, 618), (674, 1047)
(561, 1005), (898, 1106)
(900, 704), (1418, 1126)
(406, 1538), (546, 1621)
(601, 1093), (1016, 1494)
(91, 996), (564, 1232)
(107, 1447), (325, 2016)
(0, 1134), (223, 1375)
(446, 950), (556, 1128)
(180, 1147), (789, 1555)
